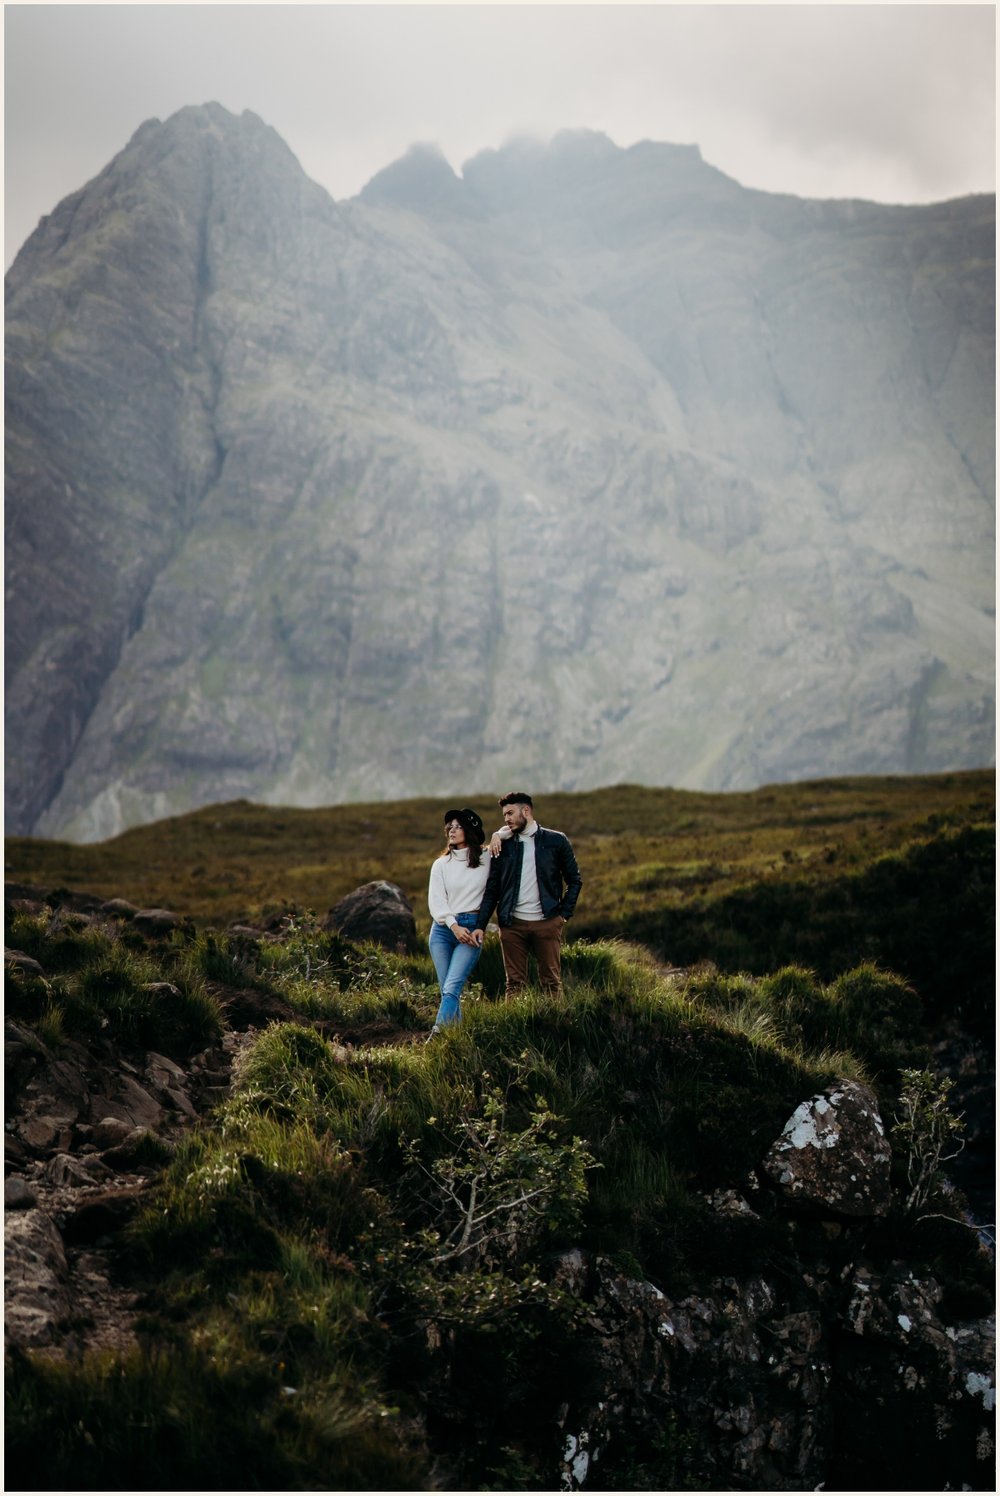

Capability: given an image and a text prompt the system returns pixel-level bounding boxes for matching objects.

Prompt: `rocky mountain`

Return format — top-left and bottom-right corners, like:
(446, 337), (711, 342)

(5, 103), (994, 841)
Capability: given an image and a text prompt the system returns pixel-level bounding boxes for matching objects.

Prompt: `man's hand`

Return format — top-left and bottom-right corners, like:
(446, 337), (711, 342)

(489, 833), (504, 857)
(470, 928), (485, 947)
(452, 924), (476, 945)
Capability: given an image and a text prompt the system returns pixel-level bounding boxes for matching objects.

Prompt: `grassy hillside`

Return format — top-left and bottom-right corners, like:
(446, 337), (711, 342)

(6, 770), (991, 924)
(7, 770), (993, 1031)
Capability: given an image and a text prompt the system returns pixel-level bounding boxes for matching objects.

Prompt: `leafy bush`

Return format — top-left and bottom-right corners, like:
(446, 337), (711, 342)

(892, 1068), (966, 1219)
(400, 1071), (596, 1271)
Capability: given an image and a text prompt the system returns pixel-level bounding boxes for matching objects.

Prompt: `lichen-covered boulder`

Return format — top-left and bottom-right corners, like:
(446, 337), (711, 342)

(324, 880), (418, 953)
(761, 1079), (891, 1217)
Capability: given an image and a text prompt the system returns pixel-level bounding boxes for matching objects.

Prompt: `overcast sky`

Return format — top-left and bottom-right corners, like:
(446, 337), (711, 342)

(4, 3), (996, 268)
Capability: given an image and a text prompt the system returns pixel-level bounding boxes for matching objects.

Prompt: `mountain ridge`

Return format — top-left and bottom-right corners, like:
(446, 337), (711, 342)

(5, 103), (994, 840)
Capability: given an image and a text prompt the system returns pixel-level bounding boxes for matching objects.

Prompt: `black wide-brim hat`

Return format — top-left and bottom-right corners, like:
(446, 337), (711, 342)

(444, 806), (485, 844)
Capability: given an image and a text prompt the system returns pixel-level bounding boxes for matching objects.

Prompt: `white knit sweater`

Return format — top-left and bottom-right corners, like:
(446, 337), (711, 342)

(428, 829), (509, 926)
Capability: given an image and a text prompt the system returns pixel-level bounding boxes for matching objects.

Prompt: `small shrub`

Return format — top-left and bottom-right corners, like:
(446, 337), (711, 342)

(893, 1068), (965, 1218)
(401, 1074), (596, 1271)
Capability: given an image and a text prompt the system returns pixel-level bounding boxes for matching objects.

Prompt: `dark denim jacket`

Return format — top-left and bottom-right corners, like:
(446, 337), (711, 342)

(475, 826), (582, 929)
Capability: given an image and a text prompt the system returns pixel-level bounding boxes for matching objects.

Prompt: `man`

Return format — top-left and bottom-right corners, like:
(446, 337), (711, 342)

(471, 792), (582, 997)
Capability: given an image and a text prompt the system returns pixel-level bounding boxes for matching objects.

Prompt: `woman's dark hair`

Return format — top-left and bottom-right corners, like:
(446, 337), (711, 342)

(464, 839), (484, 869)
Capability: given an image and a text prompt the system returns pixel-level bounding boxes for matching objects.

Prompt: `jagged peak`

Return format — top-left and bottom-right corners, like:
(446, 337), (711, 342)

(359, 142), (478, 218)
(7, 102), (326, 280)
(123, 102), (302, 168)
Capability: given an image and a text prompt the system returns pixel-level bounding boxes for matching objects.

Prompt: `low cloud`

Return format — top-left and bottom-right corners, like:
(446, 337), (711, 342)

(5, 4), (995, 266)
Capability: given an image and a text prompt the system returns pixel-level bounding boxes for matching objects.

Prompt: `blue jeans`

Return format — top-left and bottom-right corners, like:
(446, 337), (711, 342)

(428, 912), (483, 1026)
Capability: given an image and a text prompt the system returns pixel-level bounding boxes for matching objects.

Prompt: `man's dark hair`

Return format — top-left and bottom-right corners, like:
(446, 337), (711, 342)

(498, 791), (533, 809)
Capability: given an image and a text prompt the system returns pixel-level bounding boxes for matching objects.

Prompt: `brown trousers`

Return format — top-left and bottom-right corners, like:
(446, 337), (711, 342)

(499, 915), (566, 997)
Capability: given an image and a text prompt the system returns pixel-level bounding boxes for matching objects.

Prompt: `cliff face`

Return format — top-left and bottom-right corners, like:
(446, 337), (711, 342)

(5, 104), (994, 840)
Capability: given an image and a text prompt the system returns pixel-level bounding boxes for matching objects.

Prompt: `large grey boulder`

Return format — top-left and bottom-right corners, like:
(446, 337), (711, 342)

(324, 880), (418, 954)
(761, 1079), (891, 1217)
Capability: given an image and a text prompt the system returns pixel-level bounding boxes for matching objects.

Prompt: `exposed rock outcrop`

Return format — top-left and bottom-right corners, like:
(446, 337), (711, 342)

(3, 1006), (235, 1358)
(542, 1248), (994, 1491)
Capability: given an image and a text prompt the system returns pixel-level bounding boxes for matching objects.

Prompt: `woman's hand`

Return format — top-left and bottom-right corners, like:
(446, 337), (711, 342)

(452, 924), (475, 945)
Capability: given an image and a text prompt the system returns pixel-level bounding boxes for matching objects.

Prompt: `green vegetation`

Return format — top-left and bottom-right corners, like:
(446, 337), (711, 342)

(5, 912), (222, 1059)
(614, 821), (995, 1040)
(4, 771), (993, 1489)
(893, 1068), (967, 1220)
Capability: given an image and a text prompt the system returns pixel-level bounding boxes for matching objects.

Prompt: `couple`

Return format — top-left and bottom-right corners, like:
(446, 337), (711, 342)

(426, 791), (583, 1036)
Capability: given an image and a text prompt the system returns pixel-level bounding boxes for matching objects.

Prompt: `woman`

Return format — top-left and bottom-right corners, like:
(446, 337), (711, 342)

(426, 806), (500, 1036)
